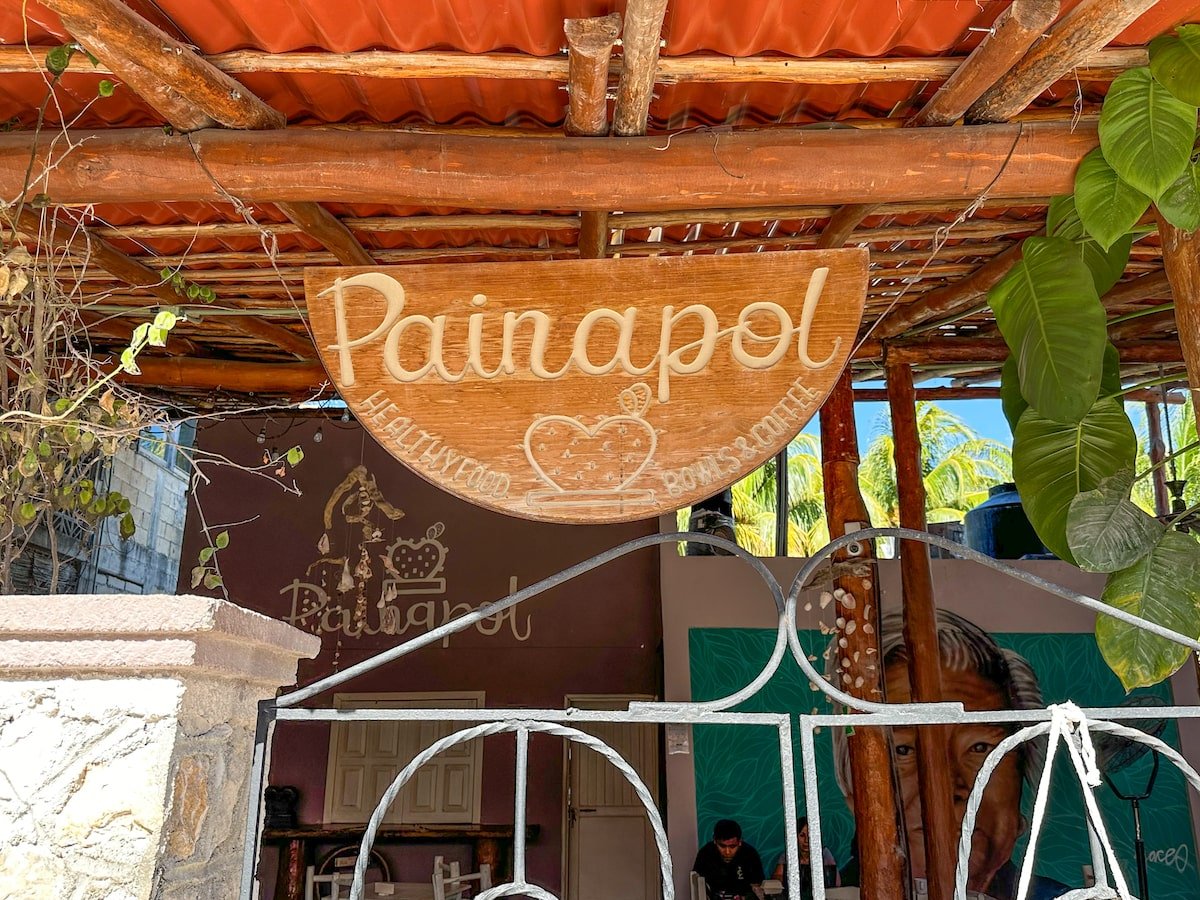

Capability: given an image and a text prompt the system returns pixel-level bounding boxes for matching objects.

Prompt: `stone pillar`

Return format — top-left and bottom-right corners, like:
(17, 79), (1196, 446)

(0, 594), (320, 900)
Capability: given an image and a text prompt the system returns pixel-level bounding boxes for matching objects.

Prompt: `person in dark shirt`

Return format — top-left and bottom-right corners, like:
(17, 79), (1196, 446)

(693, 818), (766, 900)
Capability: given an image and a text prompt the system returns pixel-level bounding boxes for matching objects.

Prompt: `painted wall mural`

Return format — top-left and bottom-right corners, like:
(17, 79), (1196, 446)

(689, 626), (1198, 898)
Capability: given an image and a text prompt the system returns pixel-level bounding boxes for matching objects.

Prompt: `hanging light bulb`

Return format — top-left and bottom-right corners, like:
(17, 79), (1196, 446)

(256, 426), (267, 445)
(341, 408), (351, 423)
(313, 426), (324, 444)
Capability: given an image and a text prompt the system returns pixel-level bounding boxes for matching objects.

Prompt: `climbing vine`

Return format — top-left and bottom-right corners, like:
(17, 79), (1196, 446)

(992, 25), (1200, 689)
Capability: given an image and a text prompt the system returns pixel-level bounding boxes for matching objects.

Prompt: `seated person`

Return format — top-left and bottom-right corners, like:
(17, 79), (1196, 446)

(772, 816), (838, 899)
(693, 818), (766, 900)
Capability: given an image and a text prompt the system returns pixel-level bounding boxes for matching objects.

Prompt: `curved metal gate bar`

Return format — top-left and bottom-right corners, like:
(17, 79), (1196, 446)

(239, 528), (1200, 900)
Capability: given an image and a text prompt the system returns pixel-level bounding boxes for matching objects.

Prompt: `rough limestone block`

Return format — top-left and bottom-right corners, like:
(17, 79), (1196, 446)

(0, 594), (320, 900)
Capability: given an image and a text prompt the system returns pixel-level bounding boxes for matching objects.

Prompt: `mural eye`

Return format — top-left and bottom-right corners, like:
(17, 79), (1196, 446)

(969, 741), (993, 754)
(895, 744), (914, 757)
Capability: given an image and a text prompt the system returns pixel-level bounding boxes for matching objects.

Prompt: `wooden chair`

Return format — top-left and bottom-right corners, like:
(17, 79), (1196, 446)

(689, 871), (706, 900)
(431, 855), (492, 900)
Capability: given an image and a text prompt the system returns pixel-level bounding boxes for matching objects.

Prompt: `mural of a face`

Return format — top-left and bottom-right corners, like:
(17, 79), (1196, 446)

(886, 661), (1023, 894)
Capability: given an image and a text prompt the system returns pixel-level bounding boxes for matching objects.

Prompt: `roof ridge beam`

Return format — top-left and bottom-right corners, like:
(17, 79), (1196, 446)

(1, 122), (1100, 209)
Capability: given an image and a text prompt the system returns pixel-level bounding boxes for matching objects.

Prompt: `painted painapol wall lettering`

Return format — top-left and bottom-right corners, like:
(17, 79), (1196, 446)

(305, 251), (868, 523)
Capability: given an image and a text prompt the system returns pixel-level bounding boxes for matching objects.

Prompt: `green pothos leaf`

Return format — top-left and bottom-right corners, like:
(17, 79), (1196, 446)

(1012, 398), (1137, 563)
(1156, 159), (1200, 233)
(1149, 24), (1200, 106)
(1000, 355), (1027, 434)
(1074, 149), (1152, 251)
(1099, 68), (1197, 200)
(1097, 529), (1200, 690)
(1067, 469), (1165, 573)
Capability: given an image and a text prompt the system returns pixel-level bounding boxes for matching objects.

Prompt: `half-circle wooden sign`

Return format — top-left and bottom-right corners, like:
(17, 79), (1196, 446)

(305, 250), (867, 523)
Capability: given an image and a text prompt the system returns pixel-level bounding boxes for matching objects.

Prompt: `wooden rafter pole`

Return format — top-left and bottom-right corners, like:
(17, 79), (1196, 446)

(906, 0), (1060, 127)
(16, 210), (312, 359)
(274, 202), (374, 267)
(0, 46), (1147, 85)
(813, 204), (880, 249)
(36, 0), (283, 131)
(38, 0), (375, 271)
(967, 0), (1159, 123)
(885, 361), (956, 900)
(565, 14), (621, 261)
(877, 337), (1181, 364)
(1157, 214), (1200, 433)
(871, 242), (1026, 339)
(114, 357), (326, 393)
(819, 370), (907, 899)
(0, 122), (1102, 209)
(613, 0), (669, 136)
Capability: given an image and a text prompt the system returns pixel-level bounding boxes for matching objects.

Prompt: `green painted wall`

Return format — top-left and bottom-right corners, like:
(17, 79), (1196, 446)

(689, 628), (1197, 896)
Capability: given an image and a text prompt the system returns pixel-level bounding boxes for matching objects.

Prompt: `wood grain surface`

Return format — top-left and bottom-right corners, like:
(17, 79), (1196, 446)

(306, 251), (867, 523)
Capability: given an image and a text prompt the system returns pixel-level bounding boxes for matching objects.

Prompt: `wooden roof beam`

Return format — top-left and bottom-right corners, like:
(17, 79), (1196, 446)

(613, 0), (668, 136)
(877, 337), (1181, 364)
(906, 0), (1060, 127)
(36, 0), (283, 131)
(967, 0), (1159, 123)
(115, 357), (327, 394)
(1, 122), (1100, 209)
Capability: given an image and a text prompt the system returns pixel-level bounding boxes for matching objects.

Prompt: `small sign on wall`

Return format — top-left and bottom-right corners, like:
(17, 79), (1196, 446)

(305, 251), (867, 523)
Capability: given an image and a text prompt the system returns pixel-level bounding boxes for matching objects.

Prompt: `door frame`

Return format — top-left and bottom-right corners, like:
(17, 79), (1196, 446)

(561, 693), (660, 900)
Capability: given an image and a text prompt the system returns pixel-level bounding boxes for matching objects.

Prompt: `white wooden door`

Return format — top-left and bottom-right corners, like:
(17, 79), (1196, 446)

(565, 695), (660, 900)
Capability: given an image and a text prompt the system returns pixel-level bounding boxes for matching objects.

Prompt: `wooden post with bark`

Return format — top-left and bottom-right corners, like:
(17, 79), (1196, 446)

(819, 370), (907, 899)
(886, 361), (956, 900)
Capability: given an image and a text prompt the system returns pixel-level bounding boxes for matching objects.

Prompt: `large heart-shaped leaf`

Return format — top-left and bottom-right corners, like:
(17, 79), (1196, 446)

(1000, 355), (1027, 434)
(1149, 25), (1200, 106)
(1074, 149), (1152, 251)
(1097, 529), (1200, 690)
(1046, 194), (1134, 294)
(1157, 159), (1200, 233)
(1100, 342), (1122, 398)
(1099, 68), (1198, 200)
(1067, 469), (1164, 572)
(990, 236), (1106, 423)
(1013, 398), (1137, 563)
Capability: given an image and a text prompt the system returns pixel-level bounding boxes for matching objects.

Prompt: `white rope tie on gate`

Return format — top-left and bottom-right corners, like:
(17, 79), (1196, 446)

(1017, 703), (1130, 900)
(955, 703), (1139, 900)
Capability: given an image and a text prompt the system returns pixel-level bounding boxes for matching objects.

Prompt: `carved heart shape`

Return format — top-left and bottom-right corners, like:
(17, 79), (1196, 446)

(525, 414), (657, 493)
(388, 536), (447, 580)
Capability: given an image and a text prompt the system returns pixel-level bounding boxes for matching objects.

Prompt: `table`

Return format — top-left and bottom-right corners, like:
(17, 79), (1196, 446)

(263, 823), (538, 900)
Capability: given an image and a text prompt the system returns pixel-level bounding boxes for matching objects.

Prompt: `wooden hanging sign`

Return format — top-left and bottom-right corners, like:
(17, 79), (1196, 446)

(305, 251), (867, 524)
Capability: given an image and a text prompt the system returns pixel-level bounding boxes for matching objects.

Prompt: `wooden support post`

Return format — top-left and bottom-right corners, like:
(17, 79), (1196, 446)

(577, 211), (610, 259)
(564, 14), (621, 136)
(885, 361), (956, 900)
(967, 0), (1159, 123)
(565, 14), (620, 260)
(819, 370), (907, 899)
(1158, 214), (1200, 433)
(1145, 401), (1171, 518)
(613, 0), (669, 136)
(907, 0), (1059, 127)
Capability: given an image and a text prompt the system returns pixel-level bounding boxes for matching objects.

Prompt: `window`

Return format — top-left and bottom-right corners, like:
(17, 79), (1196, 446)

(138, 419), (196, 474)
(323, 692), (484, 825)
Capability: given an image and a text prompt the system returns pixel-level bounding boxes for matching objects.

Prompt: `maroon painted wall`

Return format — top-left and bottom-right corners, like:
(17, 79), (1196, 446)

(179, 415), (663, 893)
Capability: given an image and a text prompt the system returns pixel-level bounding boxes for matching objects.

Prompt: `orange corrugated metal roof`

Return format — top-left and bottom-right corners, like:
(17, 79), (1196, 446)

(1, 0), (1196, 394)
